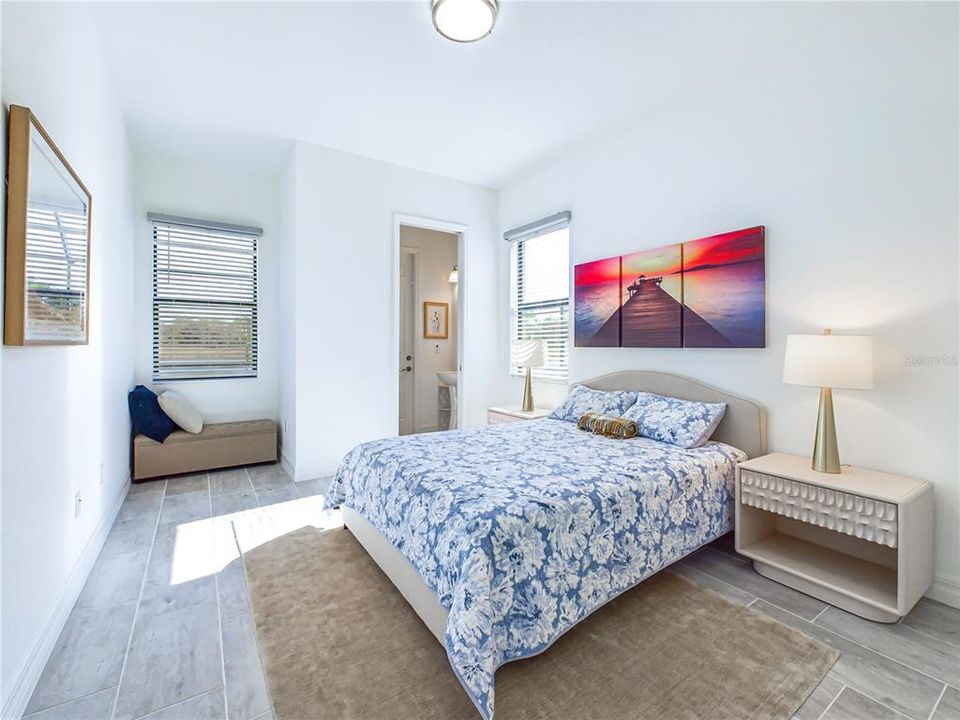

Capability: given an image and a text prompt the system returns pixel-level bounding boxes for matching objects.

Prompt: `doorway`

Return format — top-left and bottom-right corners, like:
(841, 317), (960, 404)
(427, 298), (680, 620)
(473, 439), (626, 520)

(396, 217), (465, 436)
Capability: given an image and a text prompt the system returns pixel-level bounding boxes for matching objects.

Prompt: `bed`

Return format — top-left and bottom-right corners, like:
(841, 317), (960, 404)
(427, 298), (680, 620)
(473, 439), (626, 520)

(325, 371), (766, 719)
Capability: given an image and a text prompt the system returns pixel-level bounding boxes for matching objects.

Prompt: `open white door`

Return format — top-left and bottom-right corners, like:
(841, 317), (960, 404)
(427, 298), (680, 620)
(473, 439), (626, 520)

(399, 248), (417, 435)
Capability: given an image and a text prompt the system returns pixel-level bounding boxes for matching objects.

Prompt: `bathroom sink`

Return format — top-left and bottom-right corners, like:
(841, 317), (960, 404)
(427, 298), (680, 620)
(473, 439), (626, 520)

(437, 371), (458, 387)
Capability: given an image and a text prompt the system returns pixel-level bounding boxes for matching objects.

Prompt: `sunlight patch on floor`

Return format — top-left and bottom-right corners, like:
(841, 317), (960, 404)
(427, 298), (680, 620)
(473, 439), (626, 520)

(168, 494), (343, 585)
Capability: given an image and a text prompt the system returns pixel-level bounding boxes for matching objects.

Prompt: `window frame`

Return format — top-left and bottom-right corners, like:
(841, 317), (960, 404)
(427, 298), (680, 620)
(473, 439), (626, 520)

(508, 219), (571, 383)
(150, 214), (261, 382)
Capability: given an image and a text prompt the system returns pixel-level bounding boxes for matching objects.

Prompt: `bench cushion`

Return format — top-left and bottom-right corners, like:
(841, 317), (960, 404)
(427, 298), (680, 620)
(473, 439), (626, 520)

(133, 419), (278, 480)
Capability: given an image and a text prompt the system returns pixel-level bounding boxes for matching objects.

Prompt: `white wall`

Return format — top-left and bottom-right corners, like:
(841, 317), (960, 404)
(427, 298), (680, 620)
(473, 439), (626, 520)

(400, 226), (458, 433)
(499, 3), (959, 605)
(132, 155), (281, 423)
(1, 4), (136, 712)
(278, 149), (298, 474)
(283, 141), (499, 479)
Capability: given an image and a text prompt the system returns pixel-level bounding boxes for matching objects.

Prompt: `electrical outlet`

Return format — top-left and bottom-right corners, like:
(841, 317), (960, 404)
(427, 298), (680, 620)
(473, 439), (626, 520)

(74, 492), (82, 519)
(99, 462), (104, 486)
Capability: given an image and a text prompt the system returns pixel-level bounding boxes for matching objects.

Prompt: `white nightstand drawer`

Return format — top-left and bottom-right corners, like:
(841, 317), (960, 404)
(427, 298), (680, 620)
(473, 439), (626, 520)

(740, 469), (898, 548)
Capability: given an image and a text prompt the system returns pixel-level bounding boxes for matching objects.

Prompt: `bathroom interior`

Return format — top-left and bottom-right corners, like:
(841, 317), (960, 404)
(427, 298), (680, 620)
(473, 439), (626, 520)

(398, 225), (460, 435)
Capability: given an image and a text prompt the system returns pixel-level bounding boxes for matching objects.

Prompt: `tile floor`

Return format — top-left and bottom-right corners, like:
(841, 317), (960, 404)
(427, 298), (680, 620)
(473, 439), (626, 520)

(24, 464), (331, 720)
(23, 467), (960, 720)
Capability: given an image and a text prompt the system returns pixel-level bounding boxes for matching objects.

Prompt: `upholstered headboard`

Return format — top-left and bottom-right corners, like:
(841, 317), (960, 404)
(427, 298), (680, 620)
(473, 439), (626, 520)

(578, 371), (767, 459)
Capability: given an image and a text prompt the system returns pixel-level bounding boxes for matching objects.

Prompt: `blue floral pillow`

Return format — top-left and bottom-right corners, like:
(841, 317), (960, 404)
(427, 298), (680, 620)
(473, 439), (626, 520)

(621, 392), (727, 448)
(549, 385), (638, 423)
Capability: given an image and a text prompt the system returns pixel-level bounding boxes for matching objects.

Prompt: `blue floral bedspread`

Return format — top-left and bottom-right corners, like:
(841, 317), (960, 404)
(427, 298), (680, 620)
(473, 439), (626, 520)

(325, 418), (745, 719)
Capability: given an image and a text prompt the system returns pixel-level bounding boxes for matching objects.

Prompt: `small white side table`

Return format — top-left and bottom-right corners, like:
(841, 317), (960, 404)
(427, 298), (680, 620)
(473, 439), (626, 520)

(735, 453), (933, 623)
(487, 406), (552, 425)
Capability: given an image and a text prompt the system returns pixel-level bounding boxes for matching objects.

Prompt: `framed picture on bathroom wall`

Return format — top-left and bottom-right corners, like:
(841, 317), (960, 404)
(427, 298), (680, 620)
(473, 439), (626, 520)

(423, 301), (449, 339)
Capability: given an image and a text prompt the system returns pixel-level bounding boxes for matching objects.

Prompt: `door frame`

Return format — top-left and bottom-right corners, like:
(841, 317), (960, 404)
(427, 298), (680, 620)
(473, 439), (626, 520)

(392, 213), (467, 434)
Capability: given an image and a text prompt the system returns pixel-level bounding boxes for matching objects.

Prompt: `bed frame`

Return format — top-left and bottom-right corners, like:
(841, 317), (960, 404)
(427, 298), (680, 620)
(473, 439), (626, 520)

(344, 371), (767, 644)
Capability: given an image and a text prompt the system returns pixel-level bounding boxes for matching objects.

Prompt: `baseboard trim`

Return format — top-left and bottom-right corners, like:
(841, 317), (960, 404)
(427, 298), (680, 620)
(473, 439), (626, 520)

(926, 572), (960, 609)
(279, 450), (295, 481)
(1, 476), (130, 720)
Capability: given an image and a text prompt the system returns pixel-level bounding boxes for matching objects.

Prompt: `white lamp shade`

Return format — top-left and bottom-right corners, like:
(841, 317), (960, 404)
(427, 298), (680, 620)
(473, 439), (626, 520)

(512, 339), (545, 369)
(783, 334), (874, 389)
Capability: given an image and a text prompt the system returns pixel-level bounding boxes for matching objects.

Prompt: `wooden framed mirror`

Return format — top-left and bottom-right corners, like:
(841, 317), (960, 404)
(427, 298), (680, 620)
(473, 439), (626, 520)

(4, 105), (91, 345)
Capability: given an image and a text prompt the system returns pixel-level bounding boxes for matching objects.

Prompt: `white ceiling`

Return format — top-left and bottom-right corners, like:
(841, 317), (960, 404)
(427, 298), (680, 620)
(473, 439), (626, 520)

(87, 2), (846, 187)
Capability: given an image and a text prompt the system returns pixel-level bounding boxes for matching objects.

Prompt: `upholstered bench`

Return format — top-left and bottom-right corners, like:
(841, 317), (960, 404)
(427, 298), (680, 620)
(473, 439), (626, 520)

(133, 419), (278, 481)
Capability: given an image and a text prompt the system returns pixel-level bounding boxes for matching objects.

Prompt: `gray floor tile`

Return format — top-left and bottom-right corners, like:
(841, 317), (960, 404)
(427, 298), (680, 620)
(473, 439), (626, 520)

(668, 562), (757, 606)
(294, 477), (332, 497)
(794, 673), (844, 720)
(116, 491), (165, 523)
(139, 549), (218, 618)
(22, 687), (117, 720)
(135, 688), (226, 720)
(165, 474), (210, 496)
(251, 711), (274, 720)
(25, 603), (137, 714)
(212, 489), (259, 516)
(903, 598), (960, 649)
(256, 485), (301, 506)
(159, 490), (211, 524)
(101, 518), (158, 559)
(247, 463), (289, 481)
(76, 549), (149, 610)
(129, 480), (166, 495)
(821, 686), (904, 720)
(707, 531), (748, 564)
(218, 558), (250, 619)
(754, 600), (943, 720)
(247, 467), (295, 495)
(684, 547), (828, 620)
(222, 613), (271, 720)
(152, 520), (216, 562)
(932, 686), (960, 720)
(210, 469), (253, 496)
(113, 602), (222, 720)
(817, 605), (960, 686)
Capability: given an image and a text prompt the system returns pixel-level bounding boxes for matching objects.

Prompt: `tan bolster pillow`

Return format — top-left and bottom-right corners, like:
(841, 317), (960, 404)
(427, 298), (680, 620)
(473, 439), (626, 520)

(576, 412), (639, 439)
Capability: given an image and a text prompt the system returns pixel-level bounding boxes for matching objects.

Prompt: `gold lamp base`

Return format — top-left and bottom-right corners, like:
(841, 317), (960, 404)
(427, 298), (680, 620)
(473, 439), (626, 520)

(521, 368), (535, 412)
(812, 386), (841, 474)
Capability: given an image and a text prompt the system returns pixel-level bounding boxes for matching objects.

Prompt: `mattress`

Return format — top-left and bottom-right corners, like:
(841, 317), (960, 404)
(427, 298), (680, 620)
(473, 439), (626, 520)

(325, 418), (746, 719)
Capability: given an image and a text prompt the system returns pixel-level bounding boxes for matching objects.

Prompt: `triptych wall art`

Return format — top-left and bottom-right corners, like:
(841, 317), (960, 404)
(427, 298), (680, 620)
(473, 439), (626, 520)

(574, 226), (765, 348)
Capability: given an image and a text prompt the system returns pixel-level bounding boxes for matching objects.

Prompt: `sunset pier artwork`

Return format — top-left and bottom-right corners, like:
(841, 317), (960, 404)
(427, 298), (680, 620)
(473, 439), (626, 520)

(574, 226), (765, 349)
(612, 281), (730, 347)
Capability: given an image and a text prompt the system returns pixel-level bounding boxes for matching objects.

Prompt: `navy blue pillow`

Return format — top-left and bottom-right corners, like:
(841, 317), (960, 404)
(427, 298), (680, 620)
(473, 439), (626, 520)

(128, 385), (177, 443)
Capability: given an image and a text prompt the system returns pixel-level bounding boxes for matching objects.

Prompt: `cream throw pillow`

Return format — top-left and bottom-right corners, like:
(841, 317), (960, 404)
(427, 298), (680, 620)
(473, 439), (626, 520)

(158, 390), (204, 434)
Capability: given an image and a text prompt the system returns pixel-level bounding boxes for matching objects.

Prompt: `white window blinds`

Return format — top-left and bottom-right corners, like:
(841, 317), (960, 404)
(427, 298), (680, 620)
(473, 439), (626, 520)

(509, 217), (570, 382)
(151, 215), (260, 381)
(25, 202), (88, 342)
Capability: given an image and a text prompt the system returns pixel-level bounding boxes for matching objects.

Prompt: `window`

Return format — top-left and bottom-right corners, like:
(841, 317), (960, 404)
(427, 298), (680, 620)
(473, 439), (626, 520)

(151, 214), (260, 381)
(509, 217), (570, 382)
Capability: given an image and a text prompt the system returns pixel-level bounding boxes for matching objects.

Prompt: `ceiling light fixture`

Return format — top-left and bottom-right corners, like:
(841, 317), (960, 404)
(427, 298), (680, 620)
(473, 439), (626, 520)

(431, 0), (498, 43)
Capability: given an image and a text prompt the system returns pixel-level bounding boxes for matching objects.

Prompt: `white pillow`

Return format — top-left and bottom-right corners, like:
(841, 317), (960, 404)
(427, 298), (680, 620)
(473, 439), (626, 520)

(158, 390), (204, 434)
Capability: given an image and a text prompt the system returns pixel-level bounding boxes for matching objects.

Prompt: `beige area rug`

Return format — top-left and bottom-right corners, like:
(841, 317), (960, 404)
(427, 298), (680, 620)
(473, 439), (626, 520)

(241, 526), (838, 720)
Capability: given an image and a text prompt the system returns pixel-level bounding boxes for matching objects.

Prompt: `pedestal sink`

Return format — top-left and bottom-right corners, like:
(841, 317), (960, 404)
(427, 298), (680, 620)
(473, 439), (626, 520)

(437, 371), (458, 430)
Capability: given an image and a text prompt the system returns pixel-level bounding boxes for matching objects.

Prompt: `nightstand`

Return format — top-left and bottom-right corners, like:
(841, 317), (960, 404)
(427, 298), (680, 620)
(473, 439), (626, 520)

(735, 452), (933, 623)
(487, 406), (552, 425)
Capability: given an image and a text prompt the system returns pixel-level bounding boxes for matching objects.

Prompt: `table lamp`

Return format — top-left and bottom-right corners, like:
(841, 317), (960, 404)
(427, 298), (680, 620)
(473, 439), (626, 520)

(782, 329), (873, 473)
(512, 339), (546, 412)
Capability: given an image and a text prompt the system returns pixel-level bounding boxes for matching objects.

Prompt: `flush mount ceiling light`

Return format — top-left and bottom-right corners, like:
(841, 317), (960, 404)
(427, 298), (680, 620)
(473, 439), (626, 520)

(431, 0), (498, 43)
